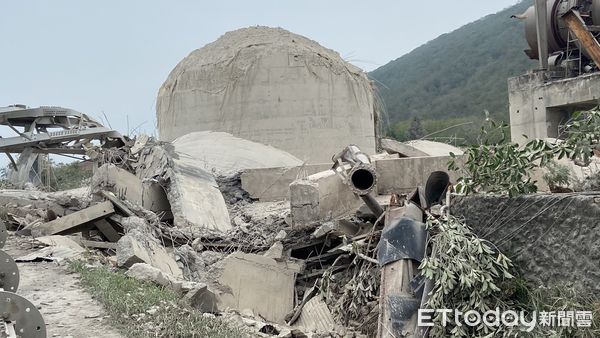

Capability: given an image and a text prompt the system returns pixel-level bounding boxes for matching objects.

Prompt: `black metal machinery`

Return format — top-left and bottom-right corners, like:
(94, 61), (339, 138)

(521, 0), (600, 76)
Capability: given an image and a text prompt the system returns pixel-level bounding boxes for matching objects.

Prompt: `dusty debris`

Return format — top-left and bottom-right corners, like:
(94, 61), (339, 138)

(0, 133), (443, 338)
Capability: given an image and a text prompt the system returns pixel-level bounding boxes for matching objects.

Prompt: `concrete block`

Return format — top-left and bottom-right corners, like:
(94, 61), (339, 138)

(216, 252), (302, 324)
(290, 168), (362, 226)
(375, 156), (463, 194)
(241, 163), (331, 201)
(116, 234), (183, 279)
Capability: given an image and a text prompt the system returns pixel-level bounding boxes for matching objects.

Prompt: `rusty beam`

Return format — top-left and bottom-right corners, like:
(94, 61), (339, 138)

(563, 9), (600, 68)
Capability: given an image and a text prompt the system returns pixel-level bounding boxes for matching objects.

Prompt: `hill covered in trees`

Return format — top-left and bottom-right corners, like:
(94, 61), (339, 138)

(370, 0), (536, 144)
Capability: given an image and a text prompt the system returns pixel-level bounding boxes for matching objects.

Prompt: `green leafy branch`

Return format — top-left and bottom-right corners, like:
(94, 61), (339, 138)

(449, 110), (600, 196)
(420, 215), (517, 337)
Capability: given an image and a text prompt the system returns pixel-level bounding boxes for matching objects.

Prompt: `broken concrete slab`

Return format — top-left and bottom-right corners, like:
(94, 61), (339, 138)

(92, 164), (172, 219)
(292, 295), (338, 334)
(172, 131), (304, 177)
(290, 168), (362, 226)
(31, 201), (115, 237)
(125, 263), (181, 291)
(17, 236), (86, 263)
(116, 234), (183, 279)
(369, 152), (400, 161)
(381, 138), (465, 158)
(380, 138), (429, 158)
(134, 144), (232, 234)
(16, 246), (84, 263)
(240, 163), (331, 202)
(35, 235), (87, 252)
(216, 252), (303, 324)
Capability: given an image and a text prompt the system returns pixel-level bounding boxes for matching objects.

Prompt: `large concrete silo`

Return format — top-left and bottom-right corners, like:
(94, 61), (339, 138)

(156, 26), (377, 164)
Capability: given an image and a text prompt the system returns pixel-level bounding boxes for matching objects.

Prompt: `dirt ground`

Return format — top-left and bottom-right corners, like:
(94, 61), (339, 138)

(4, 235), (122, 338)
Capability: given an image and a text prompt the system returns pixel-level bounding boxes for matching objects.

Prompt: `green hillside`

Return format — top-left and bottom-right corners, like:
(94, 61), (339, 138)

(370, 0), (536, 144)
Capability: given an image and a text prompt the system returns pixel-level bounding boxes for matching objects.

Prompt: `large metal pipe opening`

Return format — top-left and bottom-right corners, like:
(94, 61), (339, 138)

(351, 167), (376, 193)
(348, 164), (377, 196)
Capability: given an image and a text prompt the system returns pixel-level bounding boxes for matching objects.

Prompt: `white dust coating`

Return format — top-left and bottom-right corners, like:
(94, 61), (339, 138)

(157, 26), (377, 164)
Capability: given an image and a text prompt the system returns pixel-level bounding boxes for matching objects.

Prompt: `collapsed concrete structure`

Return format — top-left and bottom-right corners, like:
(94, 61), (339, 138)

(2, 26), (534, 338)
(156, 26), (378, 164)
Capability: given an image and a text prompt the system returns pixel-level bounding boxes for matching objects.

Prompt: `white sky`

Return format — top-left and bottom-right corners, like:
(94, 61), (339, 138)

(0, 0), (522, 165)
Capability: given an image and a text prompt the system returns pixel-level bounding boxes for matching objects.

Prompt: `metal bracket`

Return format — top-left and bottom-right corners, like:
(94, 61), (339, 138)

(0, 291), (46, 338)
(0, 251), (19, 293)
(0, 222), (7, 249)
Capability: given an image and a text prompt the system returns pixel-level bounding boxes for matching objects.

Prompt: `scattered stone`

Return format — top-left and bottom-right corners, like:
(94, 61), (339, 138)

(274, 230), (287, 241)
(191, 238), (203, 251)
(183, 284), (219, 313)
(116, 234), (183, 278)
(263, 242), (284, 260)
(125, 263), (181, 291)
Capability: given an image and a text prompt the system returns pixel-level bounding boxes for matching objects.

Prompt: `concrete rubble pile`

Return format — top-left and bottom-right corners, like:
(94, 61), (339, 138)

(0, 129), (468, 337)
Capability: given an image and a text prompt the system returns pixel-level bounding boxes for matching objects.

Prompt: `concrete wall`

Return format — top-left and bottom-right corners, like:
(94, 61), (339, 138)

(375, 156), (462, 194)
(241, 163), (331, 201)
(243, 156), (462, 202)
(453, 193), (600, 292)
(157, 26), (376, 164)
(509, 72), (600, 145)
(290, 168), (363, 226)
(289, 156), (463, 225)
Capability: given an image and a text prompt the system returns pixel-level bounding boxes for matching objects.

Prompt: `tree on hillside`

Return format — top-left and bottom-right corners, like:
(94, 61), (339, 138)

(408, 116), (426, 140)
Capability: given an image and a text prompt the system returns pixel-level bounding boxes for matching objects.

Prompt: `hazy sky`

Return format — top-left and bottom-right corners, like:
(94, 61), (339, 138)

(0, 0), (521, 143)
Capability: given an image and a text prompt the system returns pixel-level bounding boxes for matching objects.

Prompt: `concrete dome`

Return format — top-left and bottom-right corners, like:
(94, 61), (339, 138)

(156, 26), (377, 164)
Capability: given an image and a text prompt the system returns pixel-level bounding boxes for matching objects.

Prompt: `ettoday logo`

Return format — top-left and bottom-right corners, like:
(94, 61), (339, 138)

(418, 308), (593, 331)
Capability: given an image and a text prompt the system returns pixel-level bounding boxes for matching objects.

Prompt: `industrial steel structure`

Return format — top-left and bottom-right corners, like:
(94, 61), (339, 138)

(509, 0), (600, 144)
(0, 105), (124, 186)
